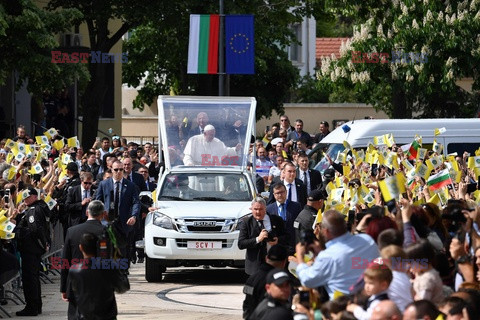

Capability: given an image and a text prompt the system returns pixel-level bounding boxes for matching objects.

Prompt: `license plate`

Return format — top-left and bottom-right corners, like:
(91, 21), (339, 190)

(187, 241), (222, 249)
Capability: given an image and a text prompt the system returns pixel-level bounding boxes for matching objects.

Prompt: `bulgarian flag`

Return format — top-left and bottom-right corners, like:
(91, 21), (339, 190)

(407, 140), (421, 160)
(426, 169), (452, 191)
(187, 14), (220, 74)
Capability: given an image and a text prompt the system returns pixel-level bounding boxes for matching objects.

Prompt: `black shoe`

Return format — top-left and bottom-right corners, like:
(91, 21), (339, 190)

(137, 257), (144, 263)
(16, 308), (38, 316)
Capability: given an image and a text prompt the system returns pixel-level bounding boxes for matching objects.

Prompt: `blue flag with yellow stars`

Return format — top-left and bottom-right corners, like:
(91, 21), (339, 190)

(225, 15), (254, 74)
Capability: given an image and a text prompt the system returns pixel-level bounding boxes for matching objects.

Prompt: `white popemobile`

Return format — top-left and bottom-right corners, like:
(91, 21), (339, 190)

(144, 96), (257, 282)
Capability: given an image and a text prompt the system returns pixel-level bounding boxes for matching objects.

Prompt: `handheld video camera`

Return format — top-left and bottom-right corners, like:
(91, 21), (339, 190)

(300, 229), (316, 247)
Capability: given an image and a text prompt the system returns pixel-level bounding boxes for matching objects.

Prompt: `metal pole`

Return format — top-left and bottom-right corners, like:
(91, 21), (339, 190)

(218, 0), (225, 96)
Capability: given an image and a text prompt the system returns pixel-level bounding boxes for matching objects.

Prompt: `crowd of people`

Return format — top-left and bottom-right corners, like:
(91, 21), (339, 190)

(1, 112), (480, 320)
(240, 115), (480, 320)
(0, 125), (159, 318)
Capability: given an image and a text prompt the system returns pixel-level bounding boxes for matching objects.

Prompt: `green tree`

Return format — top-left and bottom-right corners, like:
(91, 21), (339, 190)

(318, 0), (480, 118)
(47, 0), (176, 148)
(0, 0), (88, 100)
(122, 0), (311, 120)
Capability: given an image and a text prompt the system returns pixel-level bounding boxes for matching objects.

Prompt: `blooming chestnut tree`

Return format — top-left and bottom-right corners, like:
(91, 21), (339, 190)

(319, 0), (480, 118)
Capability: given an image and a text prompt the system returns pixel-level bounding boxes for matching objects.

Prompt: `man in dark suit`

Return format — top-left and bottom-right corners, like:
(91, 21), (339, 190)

(267, 162), (307, 207)
(238, 197), (287, 275)
(137, 165), (156, 191)
(81, 152), (100, 183)
(60, 200), (106, 319)
(188, 111), (210, 138)
(65, 172), (95, 228)
(266, 183), (302, 251)
(296, 153), (322, 195)
(68, 233), (129, 320)
(95, 160), (141, 261)
(122, 157), (146, 192)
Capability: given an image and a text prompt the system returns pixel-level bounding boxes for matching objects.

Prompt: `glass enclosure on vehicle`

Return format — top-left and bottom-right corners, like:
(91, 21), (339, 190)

(157, 96), (256, 171)
(159, 172), (253, 202)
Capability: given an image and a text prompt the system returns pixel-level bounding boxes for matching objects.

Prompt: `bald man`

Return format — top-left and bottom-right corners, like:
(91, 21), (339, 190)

(183, 125), (242, 166)
(370, 300), (402, 320)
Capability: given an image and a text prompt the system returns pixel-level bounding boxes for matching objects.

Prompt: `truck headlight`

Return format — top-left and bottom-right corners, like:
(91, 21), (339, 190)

(153, 212), (177, 230)
(231, 214), (251, 231)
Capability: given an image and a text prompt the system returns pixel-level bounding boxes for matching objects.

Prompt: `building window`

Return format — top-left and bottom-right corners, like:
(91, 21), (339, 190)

(289, 24), (302, 62)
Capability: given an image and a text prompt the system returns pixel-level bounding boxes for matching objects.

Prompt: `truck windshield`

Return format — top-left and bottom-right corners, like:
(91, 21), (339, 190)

(313, 143), (345, 173)
(159, 173), (252, 202)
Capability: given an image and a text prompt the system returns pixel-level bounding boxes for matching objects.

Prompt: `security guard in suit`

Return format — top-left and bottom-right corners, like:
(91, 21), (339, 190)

(14, 187), (51, 316)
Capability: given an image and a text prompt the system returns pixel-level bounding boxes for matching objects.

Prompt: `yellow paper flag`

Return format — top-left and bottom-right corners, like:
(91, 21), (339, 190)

(44, 195), (57, 211)
(7, 166), (16, 180)
(67, 136), (79, 148)
(467, 156), (480, 169)
(44, 128), (58, 139)
(28, 163), (43, 175)
(52, 139), (64, 151)
(434, 127), (446, 136)
(35, 136), (49, 145)
(417, 148), (427, 160)
(4, 139), (15, 150)
(312, 209), (322, 228)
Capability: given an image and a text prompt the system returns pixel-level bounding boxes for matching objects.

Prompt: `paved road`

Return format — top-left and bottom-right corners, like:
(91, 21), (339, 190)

(4, 263), (247, 319)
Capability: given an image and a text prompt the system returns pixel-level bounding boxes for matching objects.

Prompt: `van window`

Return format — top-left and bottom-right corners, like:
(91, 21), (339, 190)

(447, 143), (480, 155)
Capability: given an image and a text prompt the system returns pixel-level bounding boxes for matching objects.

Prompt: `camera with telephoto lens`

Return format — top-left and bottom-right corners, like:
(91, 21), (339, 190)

(300, 229), (316, 247)
(266, 230), (277, 242)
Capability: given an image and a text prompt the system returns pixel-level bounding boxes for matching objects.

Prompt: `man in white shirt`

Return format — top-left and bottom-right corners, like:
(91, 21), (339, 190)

(183, 125), (241, 166)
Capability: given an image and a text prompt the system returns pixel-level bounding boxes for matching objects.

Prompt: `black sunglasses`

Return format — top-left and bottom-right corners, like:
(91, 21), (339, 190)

(83, 182), (93, 185)
(113, 168), (124, 172)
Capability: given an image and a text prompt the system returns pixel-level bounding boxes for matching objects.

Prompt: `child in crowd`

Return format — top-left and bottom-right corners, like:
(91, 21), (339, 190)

(380, 245), (414, 311)
(405, 239), (445, 304)
(346, 261), (392, 320)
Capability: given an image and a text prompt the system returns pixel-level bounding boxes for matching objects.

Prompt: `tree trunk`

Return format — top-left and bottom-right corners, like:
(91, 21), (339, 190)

(391, 82), (411, 118)
(81, 62), (108, 150)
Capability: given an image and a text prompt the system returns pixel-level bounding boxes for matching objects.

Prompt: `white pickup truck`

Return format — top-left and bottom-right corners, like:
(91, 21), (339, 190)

(144, 96), (257, 282)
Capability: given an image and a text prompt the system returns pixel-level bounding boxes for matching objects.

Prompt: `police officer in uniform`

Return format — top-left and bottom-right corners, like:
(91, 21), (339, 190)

(53, 162), (81, 238)
(14, 187), (51, 316)
(249, 268), (293, 320)
(242, 245), (288, 319)
(294, 189), (324, 244)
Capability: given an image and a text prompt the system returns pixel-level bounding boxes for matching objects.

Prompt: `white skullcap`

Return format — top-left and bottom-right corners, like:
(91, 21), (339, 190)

(204, 124), (215, 132)
(271, 137), (283, 146)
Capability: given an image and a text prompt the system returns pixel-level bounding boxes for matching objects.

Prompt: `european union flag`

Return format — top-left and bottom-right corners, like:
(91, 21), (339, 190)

(225, 15), (254, 74)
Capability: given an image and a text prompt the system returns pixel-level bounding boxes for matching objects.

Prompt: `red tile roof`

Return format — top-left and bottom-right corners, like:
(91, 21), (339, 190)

(316, 37), (350, 65)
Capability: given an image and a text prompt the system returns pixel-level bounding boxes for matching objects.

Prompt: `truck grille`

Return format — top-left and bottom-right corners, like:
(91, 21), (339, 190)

(175, 239), (235, 248)
(180, 218), (235, 233)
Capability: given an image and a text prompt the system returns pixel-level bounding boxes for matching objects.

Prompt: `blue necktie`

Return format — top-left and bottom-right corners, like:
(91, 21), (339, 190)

(287, 183), (292, 202)
(278, 203), (286, 221)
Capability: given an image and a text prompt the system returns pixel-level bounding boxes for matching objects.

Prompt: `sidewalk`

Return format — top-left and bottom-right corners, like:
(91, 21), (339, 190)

(2, 263), (243, 319)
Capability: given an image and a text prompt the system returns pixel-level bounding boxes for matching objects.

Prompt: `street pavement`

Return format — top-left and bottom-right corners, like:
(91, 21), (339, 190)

(3, 263), (246, 319)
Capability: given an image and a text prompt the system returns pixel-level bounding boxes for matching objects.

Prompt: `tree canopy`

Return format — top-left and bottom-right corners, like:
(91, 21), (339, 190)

(0, 0), (88, 98)
(122, 0), (312, 120)
(318, 0), (480, 118)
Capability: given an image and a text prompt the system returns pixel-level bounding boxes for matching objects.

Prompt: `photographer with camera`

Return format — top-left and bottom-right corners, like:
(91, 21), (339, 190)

(238, 197), (287, 276)
(295, 210), (379, 300)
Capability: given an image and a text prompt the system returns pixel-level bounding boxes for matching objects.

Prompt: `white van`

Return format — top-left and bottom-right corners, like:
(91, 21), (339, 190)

(310, 118), (480, 172)
(144, 96), (257, 282)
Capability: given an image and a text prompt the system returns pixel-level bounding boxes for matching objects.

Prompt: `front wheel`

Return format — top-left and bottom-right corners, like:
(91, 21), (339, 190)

(145, 256), (166, 282)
